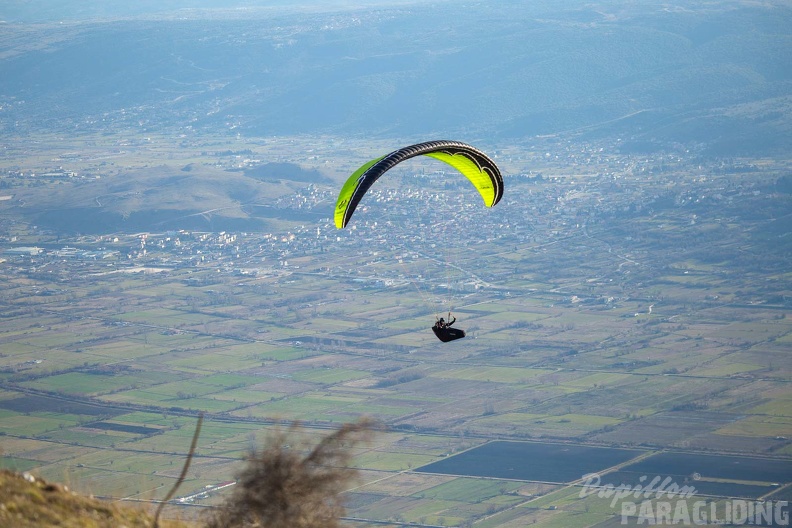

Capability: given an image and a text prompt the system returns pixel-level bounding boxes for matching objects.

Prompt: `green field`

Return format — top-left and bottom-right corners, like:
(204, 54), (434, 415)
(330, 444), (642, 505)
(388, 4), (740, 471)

(0, 132), (789, 527)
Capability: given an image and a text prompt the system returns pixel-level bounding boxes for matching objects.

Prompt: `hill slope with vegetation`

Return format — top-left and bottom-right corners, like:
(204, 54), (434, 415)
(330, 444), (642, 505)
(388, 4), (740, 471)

(0, 470), (191, 528)
(0, 419), (375, 528)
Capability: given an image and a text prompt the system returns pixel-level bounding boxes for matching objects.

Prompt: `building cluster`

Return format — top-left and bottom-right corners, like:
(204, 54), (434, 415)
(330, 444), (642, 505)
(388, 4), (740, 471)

(0, 146), (781, 289)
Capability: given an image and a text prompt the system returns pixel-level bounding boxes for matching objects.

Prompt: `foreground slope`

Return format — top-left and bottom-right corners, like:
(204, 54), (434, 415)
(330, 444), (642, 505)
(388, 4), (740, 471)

(0, 470), (192, 528)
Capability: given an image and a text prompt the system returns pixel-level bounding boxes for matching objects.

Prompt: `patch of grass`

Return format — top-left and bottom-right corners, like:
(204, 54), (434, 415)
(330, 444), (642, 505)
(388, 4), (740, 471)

(417, 477), (522, 502)
(434, 366), (545, 383)
(291, 368), (370, 385)
(715, 415), (792, 437)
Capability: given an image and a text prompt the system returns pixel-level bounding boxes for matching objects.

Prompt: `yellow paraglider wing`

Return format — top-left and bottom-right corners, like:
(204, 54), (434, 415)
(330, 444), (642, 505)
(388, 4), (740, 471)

(334, 157), (384, 229)
(334, 140), (502, 229)
(424, 150), (498, 207)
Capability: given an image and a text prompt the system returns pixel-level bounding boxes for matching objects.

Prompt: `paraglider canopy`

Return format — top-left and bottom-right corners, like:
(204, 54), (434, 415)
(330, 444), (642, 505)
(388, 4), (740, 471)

(334, 140), (503, 229)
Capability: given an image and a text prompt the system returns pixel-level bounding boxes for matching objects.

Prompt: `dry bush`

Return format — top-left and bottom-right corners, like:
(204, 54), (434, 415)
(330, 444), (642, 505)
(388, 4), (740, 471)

(204, 417), (378, 528)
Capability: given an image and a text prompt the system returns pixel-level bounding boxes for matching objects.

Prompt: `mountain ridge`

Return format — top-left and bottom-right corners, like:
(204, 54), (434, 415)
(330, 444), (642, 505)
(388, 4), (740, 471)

(1, 0), (790, 155)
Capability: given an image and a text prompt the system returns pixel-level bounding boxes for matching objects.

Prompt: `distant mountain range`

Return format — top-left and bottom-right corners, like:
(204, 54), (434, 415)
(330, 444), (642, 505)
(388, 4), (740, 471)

(1, 0), (790, 155)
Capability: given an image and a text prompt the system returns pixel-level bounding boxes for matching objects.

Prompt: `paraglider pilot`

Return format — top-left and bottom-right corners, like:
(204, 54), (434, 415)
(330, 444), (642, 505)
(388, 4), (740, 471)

(435, 315), (456, 329)
(432, 313), (465, 343)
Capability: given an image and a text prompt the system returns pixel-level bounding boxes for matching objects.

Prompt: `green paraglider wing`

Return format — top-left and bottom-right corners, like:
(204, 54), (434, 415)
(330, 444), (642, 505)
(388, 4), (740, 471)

(334, 140), (503, 229)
